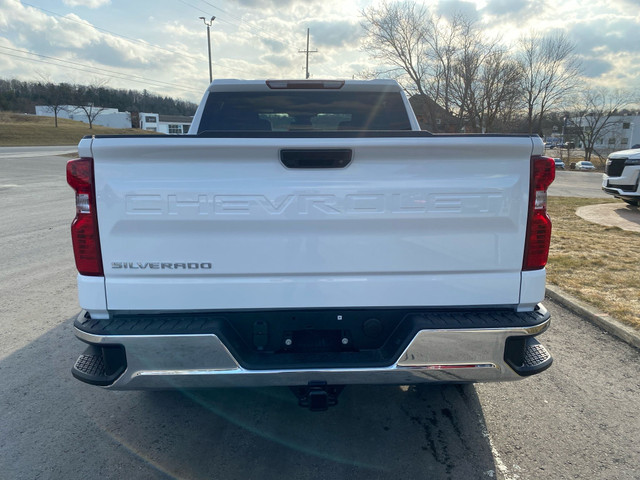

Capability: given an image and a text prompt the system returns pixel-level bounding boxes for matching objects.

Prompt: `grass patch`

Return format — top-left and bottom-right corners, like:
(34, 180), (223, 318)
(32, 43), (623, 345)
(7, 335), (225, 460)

(0, 112), (159, 146)
(547, 196), (640, 329)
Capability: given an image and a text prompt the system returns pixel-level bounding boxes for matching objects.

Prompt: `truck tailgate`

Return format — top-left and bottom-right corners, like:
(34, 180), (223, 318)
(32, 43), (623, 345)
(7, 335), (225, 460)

(90, 135), (535, 311)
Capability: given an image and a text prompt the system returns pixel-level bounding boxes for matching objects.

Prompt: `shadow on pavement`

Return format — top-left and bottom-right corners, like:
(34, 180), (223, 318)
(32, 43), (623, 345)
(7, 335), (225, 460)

(1, 319), (498, 480)
(615, 204), (640, 222)
(576, 202), (640, 232)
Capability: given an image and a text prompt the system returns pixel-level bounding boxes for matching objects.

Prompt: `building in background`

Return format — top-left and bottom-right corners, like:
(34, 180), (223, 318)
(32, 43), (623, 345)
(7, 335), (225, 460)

(139, 113), (192, 134)
(35, 106), (192, 134)
(566, 114), (640, 154)
(35, 105), (131, 129)
(409, 95), (459, 133)
(592, 115), (640, 152)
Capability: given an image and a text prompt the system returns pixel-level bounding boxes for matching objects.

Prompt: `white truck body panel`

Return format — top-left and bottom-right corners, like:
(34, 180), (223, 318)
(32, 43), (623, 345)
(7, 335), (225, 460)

(85, 135), (538, 313)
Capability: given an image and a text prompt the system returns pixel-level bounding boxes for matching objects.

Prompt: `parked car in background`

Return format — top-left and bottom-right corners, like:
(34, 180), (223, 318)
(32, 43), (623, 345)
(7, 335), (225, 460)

(553, 158), (565, 169)
(602, 147), (640, 206)
(575, 161), (595, 171)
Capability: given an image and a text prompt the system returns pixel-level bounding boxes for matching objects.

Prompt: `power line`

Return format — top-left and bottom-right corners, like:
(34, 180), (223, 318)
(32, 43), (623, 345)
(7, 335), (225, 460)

(21, 2), (198, 60)
(0, 49), (203, 95)
(19, 1), (252, 77)
(177, 0), (252, 33)
(0, 45), (202, 93)
(176, 0), (211, 17)
(197, 0), (295, 48)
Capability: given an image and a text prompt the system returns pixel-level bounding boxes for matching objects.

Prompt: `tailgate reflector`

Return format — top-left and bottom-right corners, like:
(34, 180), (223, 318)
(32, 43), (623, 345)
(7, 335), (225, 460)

(523, 156), (555, 270)
(67, 157), (103, 276)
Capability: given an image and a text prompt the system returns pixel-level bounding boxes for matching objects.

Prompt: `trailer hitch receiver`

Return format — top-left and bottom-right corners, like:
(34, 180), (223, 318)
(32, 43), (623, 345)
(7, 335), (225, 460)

(290, 382), (345, 411)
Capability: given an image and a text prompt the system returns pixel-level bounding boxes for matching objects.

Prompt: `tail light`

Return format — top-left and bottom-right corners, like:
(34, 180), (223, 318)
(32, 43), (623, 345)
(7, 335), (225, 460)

(523, 156), (555, 270)
(67, 157), (103, 276)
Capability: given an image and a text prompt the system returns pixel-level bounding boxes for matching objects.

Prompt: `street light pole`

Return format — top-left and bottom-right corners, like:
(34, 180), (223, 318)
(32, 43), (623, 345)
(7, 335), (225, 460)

(199, 16), (215, 83)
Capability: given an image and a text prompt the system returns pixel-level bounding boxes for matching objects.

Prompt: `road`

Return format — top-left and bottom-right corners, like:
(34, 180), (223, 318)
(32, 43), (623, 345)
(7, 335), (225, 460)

(0, 145), (77, 159)
(1, 153), (638, 479)
(548, 170), (609, 198)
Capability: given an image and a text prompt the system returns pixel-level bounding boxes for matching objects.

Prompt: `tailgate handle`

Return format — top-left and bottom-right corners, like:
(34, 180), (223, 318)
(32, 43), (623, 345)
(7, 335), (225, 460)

(280, 149), (352, 169)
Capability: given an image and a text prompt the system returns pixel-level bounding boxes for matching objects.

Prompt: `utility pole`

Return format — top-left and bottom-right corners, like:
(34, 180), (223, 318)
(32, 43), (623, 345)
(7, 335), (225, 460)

(199, 16), (216, 83)
(298, 28), (317, 79)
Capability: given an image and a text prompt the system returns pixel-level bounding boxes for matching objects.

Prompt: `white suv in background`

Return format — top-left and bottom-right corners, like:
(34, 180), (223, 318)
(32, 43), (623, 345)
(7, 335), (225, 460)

(603, 148), (640, 206)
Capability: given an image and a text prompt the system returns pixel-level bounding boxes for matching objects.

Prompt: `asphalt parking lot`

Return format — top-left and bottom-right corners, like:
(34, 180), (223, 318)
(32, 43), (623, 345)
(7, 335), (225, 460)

(1, 149), (638, 480)
(547, 169), (609, 198)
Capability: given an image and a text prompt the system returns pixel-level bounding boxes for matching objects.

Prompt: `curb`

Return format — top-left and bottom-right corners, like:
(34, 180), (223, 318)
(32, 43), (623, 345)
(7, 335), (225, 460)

(546, 284), (640, 350)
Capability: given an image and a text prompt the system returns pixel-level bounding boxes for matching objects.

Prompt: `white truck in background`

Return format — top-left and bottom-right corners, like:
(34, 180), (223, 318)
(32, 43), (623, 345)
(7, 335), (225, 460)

(67, 79), (555, 410)
(603, 148), (640, 206)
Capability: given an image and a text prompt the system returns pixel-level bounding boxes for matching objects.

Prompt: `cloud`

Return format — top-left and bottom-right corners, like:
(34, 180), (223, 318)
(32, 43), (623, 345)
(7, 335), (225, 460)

(435, 0), (480, 22)
(482, 0), (536, 17)
(260, 38), (287, 54)
(609, 0), (640, 8)
(163, 21), (201, 42)
(306, 20), (361, 49)
(579, 57), (614, 78)
(567, 17), (640, 56)
(81, 37), (155, 68)
(62, 0), (110, 8)
(233, 0), (301, 7)
(13, 13), (158, 70)
(261, 54), (295, 70)
(17, 14), (101, 53)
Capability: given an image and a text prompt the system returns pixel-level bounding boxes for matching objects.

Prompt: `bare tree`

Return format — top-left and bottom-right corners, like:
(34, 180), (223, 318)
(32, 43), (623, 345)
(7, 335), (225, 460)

(361, 1), (433, 96)
(448, 18), (510, 131)
(447, 18), (483, 130)
(73, 82), (109, 129)
(361, 3), (477, 107)
(471, 50), (523, 133)
(361, 2), (476, 131)
(72, 103), (107, 129)
(566, 88), (635, 164)
(518, 32), (582, 135)
(41, 82), (73, 127)
(440, 19), (523, 133)
(422, 13), (466, 114)
(361, 2), (523, 133)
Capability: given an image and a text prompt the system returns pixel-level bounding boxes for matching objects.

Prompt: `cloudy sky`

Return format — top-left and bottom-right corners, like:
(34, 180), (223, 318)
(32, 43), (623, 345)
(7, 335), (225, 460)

(0, 0), (639, 103)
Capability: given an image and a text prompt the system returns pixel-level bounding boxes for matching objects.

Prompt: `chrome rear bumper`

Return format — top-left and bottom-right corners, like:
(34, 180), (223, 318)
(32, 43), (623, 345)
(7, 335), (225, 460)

(72, 305), (552, 389)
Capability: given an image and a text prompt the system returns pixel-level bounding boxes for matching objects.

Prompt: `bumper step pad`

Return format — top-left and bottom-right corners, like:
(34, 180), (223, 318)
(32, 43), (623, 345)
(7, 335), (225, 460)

(72, 344), (126, 386)
(74, 352), (106, 377)
(505, 337), (553, 376)
(524, 342), (551, 368)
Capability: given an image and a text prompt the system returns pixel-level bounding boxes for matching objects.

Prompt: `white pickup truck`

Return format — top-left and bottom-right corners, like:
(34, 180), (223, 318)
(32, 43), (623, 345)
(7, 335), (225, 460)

(67, 79), (554, 409)
(602, 148), (640, 206)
